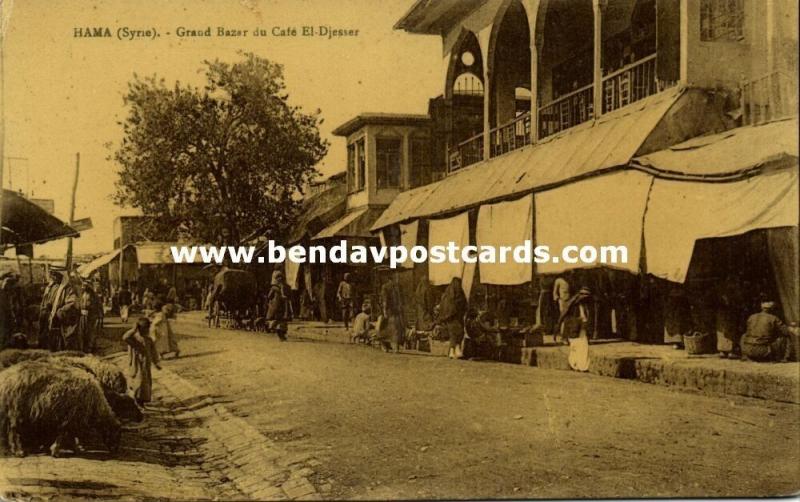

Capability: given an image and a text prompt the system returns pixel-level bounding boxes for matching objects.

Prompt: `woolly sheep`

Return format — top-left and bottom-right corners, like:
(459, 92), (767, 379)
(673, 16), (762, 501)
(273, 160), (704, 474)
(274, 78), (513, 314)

(0, 360), (121, 457)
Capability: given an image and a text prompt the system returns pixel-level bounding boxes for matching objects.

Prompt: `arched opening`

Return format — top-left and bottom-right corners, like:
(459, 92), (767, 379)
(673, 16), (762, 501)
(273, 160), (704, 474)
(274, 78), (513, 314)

(445, 31), (485, 171)
(489, 0), (532, 155)
(536, 0), (595, 139)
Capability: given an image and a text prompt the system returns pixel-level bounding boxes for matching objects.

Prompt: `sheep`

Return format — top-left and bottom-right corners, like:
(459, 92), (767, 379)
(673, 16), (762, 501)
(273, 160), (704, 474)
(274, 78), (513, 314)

(0, 360), (121, 457)
(53, 355), (127, 395)
(0, 349), (85, 370)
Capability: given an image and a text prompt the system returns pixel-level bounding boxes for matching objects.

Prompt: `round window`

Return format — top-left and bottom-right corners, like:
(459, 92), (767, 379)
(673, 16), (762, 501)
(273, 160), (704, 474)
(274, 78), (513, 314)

(460, 51), (475, 67)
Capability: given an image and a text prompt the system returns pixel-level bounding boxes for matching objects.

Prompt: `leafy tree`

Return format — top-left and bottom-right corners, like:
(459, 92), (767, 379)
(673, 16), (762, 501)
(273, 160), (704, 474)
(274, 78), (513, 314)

(112, 53), (328, 243)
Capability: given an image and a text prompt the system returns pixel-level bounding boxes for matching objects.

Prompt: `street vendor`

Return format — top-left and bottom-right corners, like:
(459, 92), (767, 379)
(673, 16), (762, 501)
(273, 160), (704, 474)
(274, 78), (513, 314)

(740, 300), (794, 362)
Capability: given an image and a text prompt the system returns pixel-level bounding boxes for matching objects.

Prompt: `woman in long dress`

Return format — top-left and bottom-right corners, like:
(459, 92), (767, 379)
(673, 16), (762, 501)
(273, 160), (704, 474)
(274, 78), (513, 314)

(558, 286), (592, 372)
(123, 317), (160, 404)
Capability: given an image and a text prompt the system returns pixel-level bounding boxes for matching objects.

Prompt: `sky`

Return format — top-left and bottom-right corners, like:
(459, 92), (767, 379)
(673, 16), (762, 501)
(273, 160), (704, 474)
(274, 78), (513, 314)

(2, 0), (442, 257)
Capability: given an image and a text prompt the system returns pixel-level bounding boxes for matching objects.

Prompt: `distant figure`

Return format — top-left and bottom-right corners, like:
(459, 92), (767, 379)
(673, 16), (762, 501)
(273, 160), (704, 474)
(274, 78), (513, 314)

(352, 303), (372, 344)
(123, 317), (161, 405)
(54, 277), (81, 351)
(558, 286), (593, 372)
(337, 273), (354, 329)
(377, 270), (405, 353)
(39, 270), (62, 350)
(266, 270), (290, 341)
(0, 273), (16, 348)
(166, 285), (178, 306)
(77, 281), (100, 353)
(741, 300), (793, 362)
(151, 303), (179, 359)
(118, 283), (133, 323)
(439, 277), (467, 359)
(553, 273), (571, 343)
(414, 278), (435, 331)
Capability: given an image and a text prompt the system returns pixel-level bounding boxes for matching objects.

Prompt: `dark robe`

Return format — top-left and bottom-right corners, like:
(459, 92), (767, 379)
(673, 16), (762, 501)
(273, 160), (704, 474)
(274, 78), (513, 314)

(439, 278), (467, 348)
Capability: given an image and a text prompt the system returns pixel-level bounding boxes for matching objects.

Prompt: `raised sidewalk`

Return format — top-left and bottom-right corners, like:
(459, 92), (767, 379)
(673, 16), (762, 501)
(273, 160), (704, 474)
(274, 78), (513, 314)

(178, 312), (799, 404)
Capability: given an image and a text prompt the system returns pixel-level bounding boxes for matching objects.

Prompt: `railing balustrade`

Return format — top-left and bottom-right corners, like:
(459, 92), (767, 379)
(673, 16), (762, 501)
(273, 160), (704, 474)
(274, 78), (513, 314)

(490, 112), (531, 157)
(447, 132), (484, 173)
(537, 84), (594, 140)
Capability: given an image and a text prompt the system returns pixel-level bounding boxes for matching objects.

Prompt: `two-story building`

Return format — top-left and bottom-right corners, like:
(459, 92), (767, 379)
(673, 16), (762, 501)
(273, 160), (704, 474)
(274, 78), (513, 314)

(370, 0), (798, 344)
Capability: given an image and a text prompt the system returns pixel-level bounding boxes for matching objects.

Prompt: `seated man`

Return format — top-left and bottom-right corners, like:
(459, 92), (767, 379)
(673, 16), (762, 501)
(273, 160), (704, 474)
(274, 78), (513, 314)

(352, 303), (372, 344)
(741, 300), (793, 362)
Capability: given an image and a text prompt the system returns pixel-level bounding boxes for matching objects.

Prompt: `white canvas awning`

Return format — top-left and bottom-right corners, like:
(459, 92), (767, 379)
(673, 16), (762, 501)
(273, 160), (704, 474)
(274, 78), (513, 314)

(476, 195), (533, 285)
(428, 212), (470, 286)
(644, 167), (799, 282)
(535, 170), (652, 275)
(78, 249), (121, 277)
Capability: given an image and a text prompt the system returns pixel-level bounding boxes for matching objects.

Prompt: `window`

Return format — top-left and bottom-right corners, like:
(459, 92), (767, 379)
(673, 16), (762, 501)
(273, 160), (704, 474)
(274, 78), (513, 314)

(376, 138), (402, 189)
(346, 143), (355, 192)
(409, 137), (432, 188)
(356, 138), (366, 190)
(700, 0), (744, 41)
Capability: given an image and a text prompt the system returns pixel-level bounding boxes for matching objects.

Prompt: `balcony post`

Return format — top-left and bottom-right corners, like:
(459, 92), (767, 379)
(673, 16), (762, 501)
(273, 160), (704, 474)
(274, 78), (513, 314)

(592, 0), (604, 118)
(530, 36), (539, 144)
(483, 69), (492, 161)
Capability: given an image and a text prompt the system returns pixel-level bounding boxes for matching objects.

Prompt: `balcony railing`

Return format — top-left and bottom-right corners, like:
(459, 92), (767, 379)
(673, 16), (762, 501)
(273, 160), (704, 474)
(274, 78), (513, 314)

(448, 131), (484, 173)
(490, 112), (531, 157)
(538, 84), (594, 140)
(741, 71), (798, 125)
(447, 54), (678, 173)
(602, 54), (659, 114)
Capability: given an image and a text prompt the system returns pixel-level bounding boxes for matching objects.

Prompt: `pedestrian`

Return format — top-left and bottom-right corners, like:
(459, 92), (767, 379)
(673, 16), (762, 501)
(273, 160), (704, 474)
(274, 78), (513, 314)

(38, 270), (61, 350)
(715, 277), (743, 359)
(266, 270), (290, 341)
(352, 302), (372, 344)
(740, 300), (794, 362)
(376, 269), (405, 354)
(54, 276), (81, 351)
(553, 272), (572, 343)
(439, 277), (467, 359)
(414, 278), (435, 331)
(118, 282), (132, 323)
(0, 273), (16, 348)
(337, 273), (354, 329)
(151, 303), (180, 359)
(166, 284), (178, 306)
(77, 281), (100, 353)
(558, 286), (592, 372)
(123, 316), (161, 405)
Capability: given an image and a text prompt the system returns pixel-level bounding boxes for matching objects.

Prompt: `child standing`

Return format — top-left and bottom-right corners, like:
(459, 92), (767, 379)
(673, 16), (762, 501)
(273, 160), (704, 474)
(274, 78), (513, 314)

(123, 317), (161, 405)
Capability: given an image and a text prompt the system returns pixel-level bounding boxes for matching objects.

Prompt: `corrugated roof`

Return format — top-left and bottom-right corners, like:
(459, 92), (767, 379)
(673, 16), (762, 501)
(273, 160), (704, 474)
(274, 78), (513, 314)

(372, 88), (684, 230)
(78, 249), (121, 277)
(633, 117), (799, 177)
(312, 207), (385, 240)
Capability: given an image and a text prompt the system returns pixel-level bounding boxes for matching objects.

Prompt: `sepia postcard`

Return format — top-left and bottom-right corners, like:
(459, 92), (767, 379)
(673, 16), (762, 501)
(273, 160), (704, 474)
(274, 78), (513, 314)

(0, 0), (798, 500)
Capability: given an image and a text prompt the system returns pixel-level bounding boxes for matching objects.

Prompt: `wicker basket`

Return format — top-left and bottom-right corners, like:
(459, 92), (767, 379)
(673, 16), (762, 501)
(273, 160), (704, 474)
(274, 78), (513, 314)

(683, 331), (716, 355)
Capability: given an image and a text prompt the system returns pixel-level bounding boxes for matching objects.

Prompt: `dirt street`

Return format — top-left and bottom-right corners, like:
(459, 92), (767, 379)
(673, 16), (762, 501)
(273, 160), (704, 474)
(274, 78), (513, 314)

(155, 319), (800, 499)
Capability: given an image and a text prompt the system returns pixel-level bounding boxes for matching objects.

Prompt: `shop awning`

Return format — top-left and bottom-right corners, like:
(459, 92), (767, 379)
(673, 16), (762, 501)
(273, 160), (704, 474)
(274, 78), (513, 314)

(78, 249), (121, 277)
(312, 207), (385, 241)
(127, 243), (206, 265)
(372, 88), (684, 231)
(1, 190), (78, 247)
(644, 166), (798, 283)
(286, 182), (347, 244)
(633, 117), (798, 177)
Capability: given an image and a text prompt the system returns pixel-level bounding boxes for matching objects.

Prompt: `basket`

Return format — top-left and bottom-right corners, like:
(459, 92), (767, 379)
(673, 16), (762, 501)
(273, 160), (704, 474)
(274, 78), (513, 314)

(683, 331), (716, 355)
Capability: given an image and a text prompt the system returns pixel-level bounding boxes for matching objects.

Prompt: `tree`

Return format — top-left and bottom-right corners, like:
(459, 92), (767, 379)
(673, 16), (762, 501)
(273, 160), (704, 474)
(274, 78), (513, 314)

(112, 53), (328, 243)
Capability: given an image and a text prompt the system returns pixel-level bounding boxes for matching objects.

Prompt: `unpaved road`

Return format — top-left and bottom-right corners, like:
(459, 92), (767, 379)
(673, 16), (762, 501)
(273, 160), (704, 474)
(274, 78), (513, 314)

(156, 318), (800, 499)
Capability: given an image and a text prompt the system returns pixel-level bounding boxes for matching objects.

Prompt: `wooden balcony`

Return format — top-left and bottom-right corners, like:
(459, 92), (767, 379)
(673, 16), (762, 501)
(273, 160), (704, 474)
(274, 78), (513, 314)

(447, 54), (676, 173)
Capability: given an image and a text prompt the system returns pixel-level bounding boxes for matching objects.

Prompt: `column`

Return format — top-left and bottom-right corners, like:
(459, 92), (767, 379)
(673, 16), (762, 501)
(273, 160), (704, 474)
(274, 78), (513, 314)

(483, 68), (492, 161)
(530, 37), (539, 143)
(592, 0), (604, 118)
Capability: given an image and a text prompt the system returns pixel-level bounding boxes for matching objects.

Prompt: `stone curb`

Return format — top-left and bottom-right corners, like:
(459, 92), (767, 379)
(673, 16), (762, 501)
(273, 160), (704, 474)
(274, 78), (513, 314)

(113, 356), (323, 501)
(175, 316), (799, 404)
